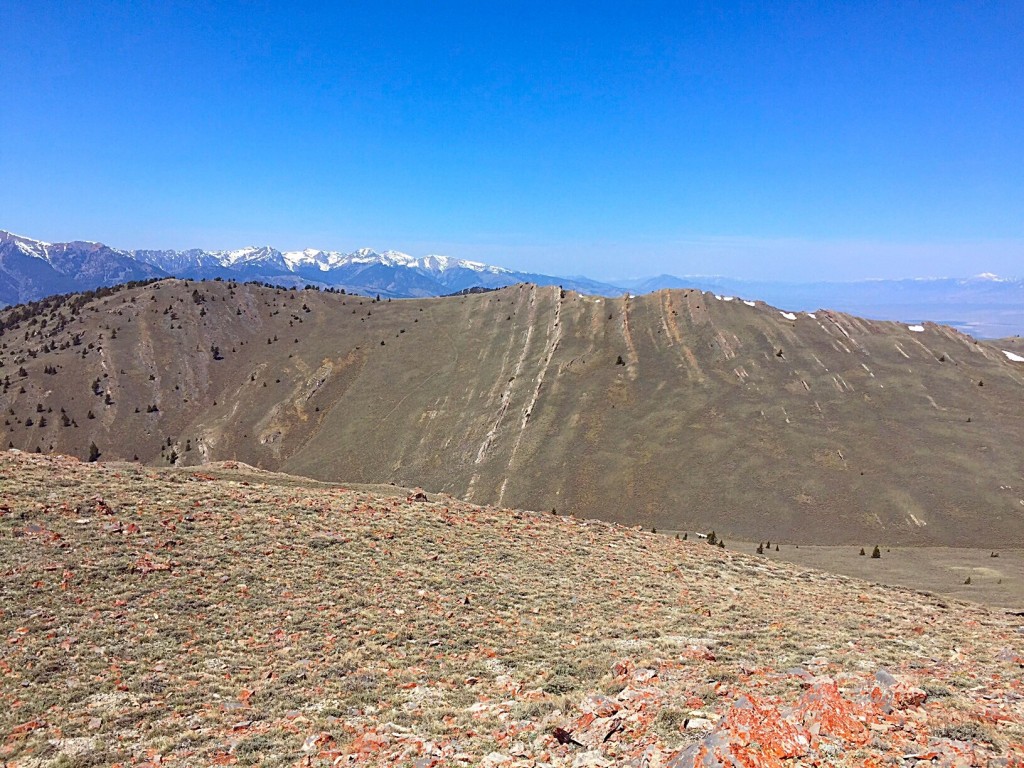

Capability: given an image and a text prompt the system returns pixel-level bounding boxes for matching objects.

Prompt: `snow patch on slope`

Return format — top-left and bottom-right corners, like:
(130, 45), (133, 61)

(1, 231), (53, 261)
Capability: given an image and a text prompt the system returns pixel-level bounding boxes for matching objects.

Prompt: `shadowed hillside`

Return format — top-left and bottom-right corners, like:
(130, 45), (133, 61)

(2, 279), (1023, 545)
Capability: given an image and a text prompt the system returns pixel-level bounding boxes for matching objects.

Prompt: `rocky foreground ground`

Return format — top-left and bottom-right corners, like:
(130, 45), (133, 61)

(1, 451), (1022, 767)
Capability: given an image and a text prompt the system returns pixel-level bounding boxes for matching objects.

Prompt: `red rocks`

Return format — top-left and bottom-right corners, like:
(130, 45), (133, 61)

(8, 719), (46, 737)
(573, 715), (624, 749)
(891, 684), (928, 710)
(683, 644), (717, 662)
(667, 694), (810, 768)
(721, 695), (810, 759)
(795, 680), (869, 746)
(346, 730), (390, 756)
(612, 659), (635, 678)
(579, 694), (622, 718)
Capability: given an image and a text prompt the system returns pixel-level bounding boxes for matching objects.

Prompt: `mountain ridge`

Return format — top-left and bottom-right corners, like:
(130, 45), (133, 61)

(3, 278), (1023, 547)
(3, 229), (1023, 337)
(0, 229), (621, 304)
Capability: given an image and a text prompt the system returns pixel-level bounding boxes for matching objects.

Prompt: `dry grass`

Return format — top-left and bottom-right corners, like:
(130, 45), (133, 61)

(1, 452), (1023, 766)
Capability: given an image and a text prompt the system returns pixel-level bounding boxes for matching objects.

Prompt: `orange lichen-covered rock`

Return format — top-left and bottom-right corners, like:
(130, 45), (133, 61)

(580, 694), (622, 718)
(666, 694), (810, 768)
(891, 684), (928, 710)
(574, 715), (624, 748)
(683, 645), (717, 662)
(722, 695), (809, 759)
(794, 680), (869, 746)
(612, 659), (635, 679)
(346, 729), (390, 756)
(867, 668), (928, 713)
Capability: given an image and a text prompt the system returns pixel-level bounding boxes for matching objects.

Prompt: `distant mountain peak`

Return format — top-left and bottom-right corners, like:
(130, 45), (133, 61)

(0, 230), (52, 257)
(0, 230), (625, 309)
(207, 245), (281, 266)
(0, 229), (49, 244)
(3, 229), (1021, 337)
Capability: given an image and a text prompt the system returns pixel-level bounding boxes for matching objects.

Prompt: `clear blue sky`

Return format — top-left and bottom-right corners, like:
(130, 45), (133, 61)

(2, 1), (1021, 280)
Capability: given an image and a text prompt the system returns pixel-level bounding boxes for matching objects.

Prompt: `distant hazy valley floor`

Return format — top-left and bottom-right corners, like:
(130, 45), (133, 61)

(706, 538), (1024, 611)
(2, 452), (1023, 767)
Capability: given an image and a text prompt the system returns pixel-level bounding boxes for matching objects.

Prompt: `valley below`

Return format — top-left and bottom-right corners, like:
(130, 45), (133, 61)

(712, 539), (1024, 611)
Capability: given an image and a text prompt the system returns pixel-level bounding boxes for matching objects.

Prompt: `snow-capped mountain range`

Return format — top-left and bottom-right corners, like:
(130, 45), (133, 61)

(2, 229), (1022, 337)
(0, 230), (617, 306)
(132, 244), (512, 281)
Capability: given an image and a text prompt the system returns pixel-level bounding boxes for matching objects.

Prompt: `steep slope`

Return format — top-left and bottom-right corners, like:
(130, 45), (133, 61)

(1, 280), (1023, 545)
(1, 452), (1022, 767)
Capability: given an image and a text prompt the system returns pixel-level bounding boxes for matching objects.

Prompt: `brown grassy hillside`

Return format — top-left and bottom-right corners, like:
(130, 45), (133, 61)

(1, 279), (1023, 545)
(1, 452), (1022, 767)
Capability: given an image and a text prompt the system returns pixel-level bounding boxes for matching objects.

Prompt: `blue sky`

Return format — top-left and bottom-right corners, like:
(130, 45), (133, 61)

(2, 1), (1022, 281)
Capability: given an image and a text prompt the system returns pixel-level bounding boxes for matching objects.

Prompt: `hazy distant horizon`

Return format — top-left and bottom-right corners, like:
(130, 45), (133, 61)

(5, 226), (1021, 285)
(3, 4), (1021, 284)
